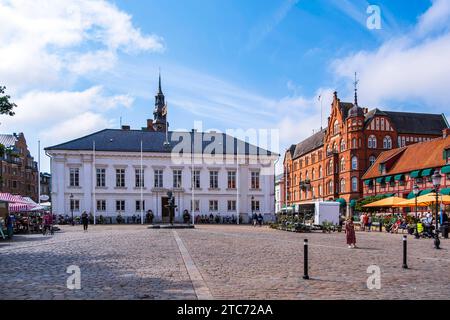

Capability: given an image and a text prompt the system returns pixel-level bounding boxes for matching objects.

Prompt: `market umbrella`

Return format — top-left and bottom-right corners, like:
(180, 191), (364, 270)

(362, 196), (406, 208)
(393, 193), (450, 207)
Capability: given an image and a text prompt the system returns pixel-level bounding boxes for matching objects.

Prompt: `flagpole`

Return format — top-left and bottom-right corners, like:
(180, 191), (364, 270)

(191, 129), (194, 225)
(93, 140), (96, 225)
(236, 141), (239, 225)
(38, 140), (41, 204)
(140, 139), (144, 225)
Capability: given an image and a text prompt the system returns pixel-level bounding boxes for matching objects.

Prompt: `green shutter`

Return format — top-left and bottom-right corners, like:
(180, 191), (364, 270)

(394, 174), (405, 181)
(410, 170), (421, 178)
(421, 168), (434, 177)
(441, 165), (450, 174)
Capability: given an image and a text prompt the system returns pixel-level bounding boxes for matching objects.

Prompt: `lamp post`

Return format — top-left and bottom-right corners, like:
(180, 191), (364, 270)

(413, 184), (420, 239)
(251, 195), (254, 225)
(431, 170), (442, 249)
(69, 193), (74, 226)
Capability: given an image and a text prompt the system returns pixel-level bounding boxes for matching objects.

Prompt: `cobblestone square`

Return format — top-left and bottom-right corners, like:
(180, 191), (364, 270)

(1, 225), (449, 300)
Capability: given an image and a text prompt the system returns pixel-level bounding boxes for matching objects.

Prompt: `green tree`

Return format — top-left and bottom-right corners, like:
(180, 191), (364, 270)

(0, 86), (17, 116)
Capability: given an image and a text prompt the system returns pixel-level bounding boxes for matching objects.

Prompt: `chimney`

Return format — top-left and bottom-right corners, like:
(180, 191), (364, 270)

(443, 128), (450, 138)
(121, 125), (130, 131)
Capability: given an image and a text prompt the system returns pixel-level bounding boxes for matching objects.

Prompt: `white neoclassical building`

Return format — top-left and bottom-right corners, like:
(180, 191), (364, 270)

(45, 77), (278, 223)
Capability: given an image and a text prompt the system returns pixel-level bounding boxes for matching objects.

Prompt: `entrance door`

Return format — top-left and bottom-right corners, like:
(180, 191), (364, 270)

(161, 197), (170, 223)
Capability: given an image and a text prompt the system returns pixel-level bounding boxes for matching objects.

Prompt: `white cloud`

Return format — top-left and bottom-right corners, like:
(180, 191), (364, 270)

(331, 0), (450, 112)
(0, 0), (164, 91)
(0, 86), (133, 152)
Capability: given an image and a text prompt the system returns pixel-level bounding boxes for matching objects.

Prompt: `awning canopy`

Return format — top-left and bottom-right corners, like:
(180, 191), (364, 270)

(363, 196), (406, 208)
(419, 189), (433, 196)
(385, 176), (393, 183)
(410, 170), (421, 178)
(394, 174), (405, 181)
(441, 188), (450, 195)
(350, 199), (357, 208)
(406, 192), (416, 199)
(421, 168), (434, 177)
(376, 177), (385, 183)
(335, 198), (346, 207)
(442, 165), (450, 174)
(364, 179), (373, 186)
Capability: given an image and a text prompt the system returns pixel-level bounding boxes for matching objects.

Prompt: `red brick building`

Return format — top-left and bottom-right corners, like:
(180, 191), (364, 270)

(0, 133), (39, 201)
(362, 129), (450, 199)
(282, 91), (449, 214)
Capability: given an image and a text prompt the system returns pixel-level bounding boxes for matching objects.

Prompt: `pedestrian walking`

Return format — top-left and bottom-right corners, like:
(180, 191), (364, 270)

(5, 213), (14, 239)
(345, 217), (356, 248)
(252, 212), (257, 226)
(367, 214), (372, 232)
(81, 211), (89, 231)
(257, 213), (263, 227)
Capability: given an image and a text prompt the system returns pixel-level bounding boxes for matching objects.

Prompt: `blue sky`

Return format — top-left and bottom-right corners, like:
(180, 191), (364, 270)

(1, 0), (449, 173)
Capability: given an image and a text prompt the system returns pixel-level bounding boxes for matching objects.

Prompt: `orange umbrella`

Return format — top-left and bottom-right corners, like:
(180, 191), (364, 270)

(362, 196), (406, 208)
(393, 193), (450, 207)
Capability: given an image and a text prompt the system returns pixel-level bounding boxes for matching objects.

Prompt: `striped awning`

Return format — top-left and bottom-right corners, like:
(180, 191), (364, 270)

(9, 203), (35, 212)
(0, 193), (29, 204)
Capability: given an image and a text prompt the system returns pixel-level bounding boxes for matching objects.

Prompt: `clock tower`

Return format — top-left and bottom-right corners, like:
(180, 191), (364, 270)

(152, 73), (168, 132)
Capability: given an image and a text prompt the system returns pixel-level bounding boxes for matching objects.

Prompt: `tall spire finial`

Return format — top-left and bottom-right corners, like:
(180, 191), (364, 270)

(158, 68), (162, 94)
(353, 72), (359, 106)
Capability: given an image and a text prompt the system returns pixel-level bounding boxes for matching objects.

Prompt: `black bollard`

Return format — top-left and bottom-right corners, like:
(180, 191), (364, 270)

(303, 239), (309, 280)
(402, 235), (408, 269)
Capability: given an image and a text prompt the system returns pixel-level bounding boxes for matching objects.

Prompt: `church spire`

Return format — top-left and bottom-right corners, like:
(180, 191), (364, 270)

(158, 69), (163, 94)
(353, 72), (359, 106)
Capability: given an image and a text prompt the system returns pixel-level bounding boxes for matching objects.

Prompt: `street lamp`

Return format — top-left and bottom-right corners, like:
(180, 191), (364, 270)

(69, 193), (74, 226)
(413, 183), (420, 239)
(251, 195), (254, 225)
(431, 170), (442, 249)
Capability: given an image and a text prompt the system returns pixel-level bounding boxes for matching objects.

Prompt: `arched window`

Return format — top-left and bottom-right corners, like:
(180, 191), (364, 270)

(294, 175), (297, 186)
(318, 184), (323, 196)
(340, 179), (346, 193)
(383, 136), (392, 149)
(369, 155), (376, 167)
(312, 168), (316, 180)
(332, 142), (337, 153)
(328, 180), (334, 195)
(351, 177), (358, 192)
(333, 120), (339, 135)
(340, 157), (345, 172)
(340, 139), (346, 152)
(318, 165), (323, 178)
(352, 138), (357, 149)
(305, 171), (309, 180)
(305, 156), (309, 166)
(327, 160), (333, 175)
(368, 135), (377, 149)
(351, 156), (358, 170)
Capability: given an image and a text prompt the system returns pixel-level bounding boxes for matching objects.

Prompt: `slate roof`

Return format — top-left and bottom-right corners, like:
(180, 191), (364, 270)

(45, 129), (278, 156)
(0, 134), (18, 148)
(364, 109), (448, 135)
(339, 102), (354, 119)
(292, 128), (326, 159)
(362, 135), (450, 179)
